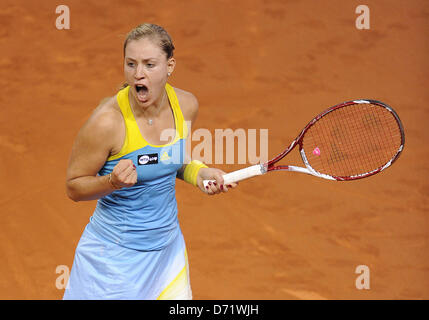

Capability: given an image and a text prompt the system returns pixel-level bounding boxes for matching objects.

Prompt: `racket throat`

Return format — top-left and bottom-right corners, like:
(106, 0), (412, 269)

(287, 165), (313, 175)
(285, 165), (336, 180)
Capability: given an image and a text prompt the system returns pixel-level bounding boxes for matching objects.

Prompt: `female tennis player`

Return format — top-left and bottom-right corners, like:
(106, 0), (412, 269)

(63, 23), (237, 300)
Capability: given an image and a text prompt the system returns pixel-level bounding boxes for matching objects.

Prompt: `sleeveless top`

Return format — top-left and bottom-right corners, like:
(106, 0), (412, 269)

(87, 83), (188, 251)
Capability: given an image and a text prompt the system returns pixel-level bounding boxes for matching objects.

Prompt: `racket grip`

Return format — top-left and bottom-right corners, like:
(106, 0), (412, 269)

(203, 164), (265, 189)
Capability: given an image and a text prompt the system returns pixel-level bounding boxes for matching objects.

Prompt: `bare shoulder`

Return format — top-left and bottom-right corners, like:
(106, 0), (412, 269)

(173, 87), (199, 122)
(83, 96), (122, 135)
(67, 96), (124, 180)
(74, 95), (124, 157)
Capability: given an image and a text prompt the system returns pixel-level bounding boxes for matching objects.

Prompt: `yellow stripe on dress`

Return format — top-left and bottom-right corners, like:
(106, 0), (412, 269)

(107, 83), (187, 161)
(165, 83), (188, 140)
(157, 250), (190, 300)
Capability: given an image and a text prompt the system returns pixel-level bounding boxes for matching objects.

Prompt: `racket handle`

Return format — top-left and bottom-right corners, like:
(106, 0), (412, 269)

(203, 164), (265, 189)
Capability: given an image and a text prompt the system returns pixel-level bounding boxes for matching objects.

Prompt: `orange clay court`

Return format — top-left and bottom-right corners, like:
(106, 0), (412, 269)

(0, 0), (428, 299)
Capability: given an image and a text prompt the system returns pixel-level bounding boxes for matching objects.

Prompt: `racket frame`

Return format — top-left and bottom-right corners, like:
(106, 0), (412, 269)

(202, 99), (405, 187)
(266, 99), (405, 181)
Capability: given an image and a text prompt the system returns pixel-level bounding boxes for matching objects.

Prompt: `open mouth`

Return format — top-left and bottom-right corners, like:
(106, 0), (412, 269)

(135, 84), (149, 101)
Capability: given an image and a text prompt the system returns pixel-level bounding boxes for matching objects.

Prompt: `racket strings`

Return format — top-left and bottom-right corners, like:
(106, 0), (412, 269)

(302, 103), (402, 177)
(334, 107), (398, 174)
(333, 106), (398, 174)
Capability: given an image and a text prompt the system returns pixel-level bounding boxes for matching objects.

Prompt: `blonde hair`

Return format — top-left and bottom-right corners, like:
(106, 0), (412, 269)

(123, 23), (175, 59)
(120, 23), (175, 89)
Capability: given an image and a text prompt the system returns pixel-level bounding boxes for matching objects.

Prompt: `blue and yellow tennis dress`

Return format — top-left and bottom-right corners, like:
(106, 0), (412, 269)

(63, 84), (192, 300)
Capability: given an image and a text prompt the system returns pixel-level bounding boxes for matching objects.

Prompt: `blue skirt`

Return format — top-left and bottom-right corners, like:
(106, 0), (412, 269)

(63, 224), (192, 300)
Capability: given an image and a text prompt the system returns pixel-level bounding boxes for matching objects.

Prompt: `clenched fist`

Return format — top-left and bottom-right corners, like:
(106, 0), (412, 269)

(109, 159), (138, 189)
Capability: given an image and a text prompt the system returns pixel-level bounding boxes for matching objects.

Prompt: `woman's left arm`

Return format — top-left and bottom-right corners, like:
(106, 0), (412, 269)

(175, 89), (237, 194)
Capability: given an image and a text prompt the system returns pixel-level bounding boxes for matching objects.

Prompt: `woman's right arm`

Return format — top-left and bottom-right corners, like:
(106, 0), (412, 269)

(65, 107), (136, 202)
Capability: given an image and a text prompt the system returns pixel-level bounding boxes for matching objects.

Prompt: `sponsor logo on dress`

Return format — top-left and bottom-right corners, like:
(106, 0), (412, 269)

(138, 153), (158, 165)
(160, 151), (171, 162)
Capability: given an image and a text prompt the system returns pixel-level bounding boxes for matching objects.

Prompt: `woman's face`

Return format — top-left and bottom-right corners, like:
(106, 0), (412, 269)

(124, 37), (175, 107)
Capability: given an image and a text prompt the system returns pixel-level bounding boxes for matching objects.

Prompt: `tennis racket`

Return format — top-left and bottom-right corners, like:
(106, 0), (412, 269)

(203, 99), (405, 187)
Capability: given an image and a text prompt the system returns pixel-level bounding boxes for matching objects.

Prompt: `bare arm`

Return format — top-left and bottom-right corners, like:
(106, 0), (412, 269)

(175, 90), (199, 181)
(174, 89), (235, 194)
(65, 105), (136, 201)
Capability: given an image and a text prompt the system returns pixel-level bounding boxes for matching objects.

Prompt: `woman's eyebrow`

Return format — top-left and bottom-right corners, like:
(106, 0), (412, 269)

(125, 57), (158, 62)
